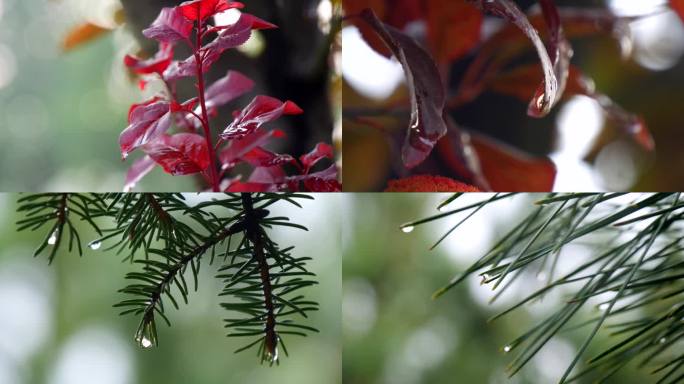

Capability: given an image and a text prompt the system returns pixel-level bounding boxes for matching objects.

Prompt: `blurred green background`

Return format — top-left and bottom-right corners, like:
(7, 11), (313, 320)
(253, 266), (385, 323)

(0, 193), (341, 384)
(342, 193), (658, 384)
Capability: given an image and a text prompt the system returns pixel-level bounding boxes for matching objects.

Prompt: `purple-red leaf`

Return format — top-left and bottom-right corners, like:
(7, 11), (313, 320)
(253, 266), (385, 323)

(142, 7), (193, 43)
(300, 142), (334, 172)
(242, 147), (295, 168)
(124, 155), (156, 192)
(537, 0), (572, 117)
(470, 0), (559, 117)
(219, 129), (285, 169)
(124, 43), (174, 76)
(204, 70), (254, 109)
(359, 8), (448, 169)
(120, 99), (172, 158)
(221, 95), (303, 140)
(143, 133), (210, 175)
(178, 0), (244, 22)
(163, 13), (269, 81)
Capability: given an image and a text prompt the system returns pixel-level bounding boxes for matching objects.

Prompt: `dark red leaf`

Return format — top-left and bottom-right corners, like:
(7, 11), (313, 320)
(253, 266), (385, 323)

(248, 165), (288, 185)
(489, 64), (654, 151)
(142, 7), (193, 42)
(470, 0), (559, 117)
(672, 0), (684, 23)
(300, 142), (334, 172)
(470, 132), (556, 192)
(302, 178), (342, 192)
(221, 95), (303, 140)
(143, 133), (210, 175)
(204, 70), (254, 109)
(178, 0), (244, 22)
(124, 155), (156, 192)
(226, 181), (276, 192)
(242, 147), (295, 168)
(359, 8), (448, 169)
(219, 129), (285, 169)
(124, 43), (174, 75)
(425, 0), (483, 63)
(536, 0), (572, 117)
(120, 100), (172, 158)
(385, 175), (481, 192)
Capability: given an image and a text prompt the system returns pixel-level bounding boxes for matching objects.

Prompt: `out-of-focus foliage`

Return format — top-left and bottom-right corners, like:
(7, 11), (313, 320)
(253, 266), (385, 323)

(342, 194), (658, 383)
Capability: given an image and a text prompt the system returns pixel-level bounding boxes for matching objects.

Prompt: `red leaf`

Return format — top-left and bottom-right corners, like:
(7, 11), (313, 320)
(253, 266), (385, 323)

(300, 142), (334, 172)
(249, 166), (288, 184)
(226, 181), (276, 192)
(489, 64), (654, 151)
(302, 178), (343, 192)
(470, 133), (556, 192)
(143, 133), (210, 175)
(288, 164), (341, 191)
(124, 43), (174, 75)
(470, 0), (559, 117)
(425, 0), (483, 63)
(242, 147), (295, 167)
(163, 13), (260, 81)
(178, 0), (244, 22)
(120, 100), (172, 158)
(385, 175), (481, 192)
(672, 0), (684, 23)
(124, 155), (156, 192)
(359, 9), (448, 169)
(142, 7), (193, 43)
(221, 95), (303, 140)
(219, 129), (285, 169)
(204, 70), (254, 109)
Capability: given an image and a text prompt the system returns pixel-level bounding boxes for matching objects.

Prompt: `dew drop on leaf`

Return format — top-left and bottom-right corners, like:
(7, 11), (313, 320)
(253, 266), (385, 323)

(401, 225), (415, 233)
(48, 230), (58, 245)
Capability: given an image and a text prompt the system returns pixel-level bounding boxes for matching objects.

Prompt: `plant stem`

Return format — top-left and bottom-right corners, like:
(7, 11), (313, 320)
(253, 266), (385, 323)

(194, 22), (220, 192)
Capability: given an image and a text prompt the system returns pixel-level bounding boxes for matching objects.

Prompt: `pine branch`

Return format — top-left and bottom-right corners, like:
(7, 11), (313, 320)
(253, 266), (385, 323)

(406, 193), (684, 383)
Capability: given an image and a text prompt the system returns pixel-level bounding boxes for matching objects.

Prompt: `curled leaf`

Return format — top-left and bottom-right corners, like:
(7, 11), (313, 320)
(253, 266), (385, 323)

(143, 133), (210, 175)
(300, 143), (334, 172)
(470, 0), (558, 117)
(359, 8), (447, 169)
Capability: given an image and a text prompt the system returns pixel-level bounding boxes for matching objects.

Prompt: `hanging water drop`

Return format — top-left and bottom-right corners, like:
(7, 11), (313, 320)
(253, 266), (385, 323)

(503, 345), (511, 353)
(401, 225), (415, 233)
(48, 230), (58, 245)
(88, 240), (102, 250)
(135, 319), (156, 349)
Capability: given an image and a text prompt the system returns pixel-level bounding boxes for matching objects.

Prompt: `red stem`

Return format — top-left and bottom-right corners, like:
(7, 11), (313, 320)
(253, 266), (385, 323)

(194, 21), (220, 192)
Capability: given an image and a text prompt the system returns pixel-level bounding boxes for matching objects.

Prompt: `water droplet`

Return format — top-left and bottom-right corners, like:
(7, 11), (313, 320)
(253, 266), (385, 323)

(47, 230), (58, 245)
(88, 241), (102, 250)
(537, 272), (547, 281)
(503, 345), (511, 353)
(598, 303), (609, 311)
(401, 225), (415, 233)
(438, 204), (450, 212)
(139, 336), (153, 348)
(265, 347), (279, 363)
(659, 337), (666, 344)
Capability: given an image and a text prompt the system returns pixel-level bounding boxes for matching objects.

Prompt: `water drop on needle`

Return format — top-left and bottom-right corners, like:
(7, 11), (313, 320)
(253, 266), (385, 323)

(401, 225), (415, 233)
(48, 231), (58, 245)
(503, 345), (511, 353)
(89, 241), (102, 250)
(140, 336), (152, 348)
(599, 303), (609, 311)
